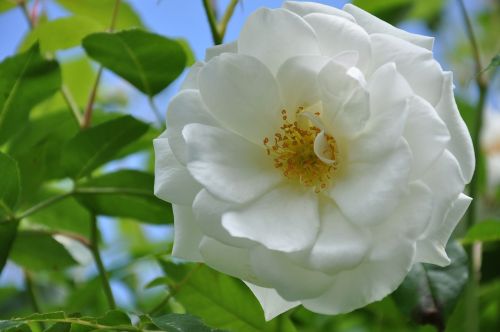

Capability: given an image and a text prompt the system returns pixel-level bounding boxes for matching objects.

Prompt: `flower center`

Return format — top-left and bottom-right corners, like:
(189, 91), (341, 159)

(263, 108), (339, 193)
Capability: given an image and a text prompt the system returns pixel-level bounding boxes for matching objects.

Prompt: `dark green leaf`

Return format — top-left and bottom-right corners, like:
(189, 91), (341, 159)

(10, 231), (78, 271)
(0, 152), (20, 216)
(62, 115), (149, 179)
(76, 170), (173, 224)
(159, 262), (295, 332)
(393, 242), (468, 328)
(55, 0), (143, 30)
(96, 310), (131, 326)
(151, 313), (226, 332)
(82, 29), (186, 96)
(0, 44), (61, 144)
(44, 322), (71, 332)
(0, 221), (18, 274)
(462, 220), (500, 244)
(352, 0), (413, 24)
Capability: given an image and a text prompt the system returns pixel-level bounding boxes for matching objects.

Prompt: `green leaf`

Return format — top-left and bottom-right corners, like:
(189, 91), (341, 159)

(82, 29), (187, 96)
(0, 152), (21, 216)
(55, 0), (143, 30)
(392, 242), (468, 328)
(19, 16), (104, 53)
(0, 221), (18, 274)
(62, 115), (149, 179)
(0, 0), (16, 13)
(151, 313), (226, 332)
(10, 231), (78, 271)
(481, 54), (500, 74)
(76, 170), (173, 224)
(352, 0), (413, 24)
(159, 262), (296, 332)
(461, 220), (500, 244)
(0, 44), (61, 144)
(95, 310), (131, 326)
(176, 39), (196, 67)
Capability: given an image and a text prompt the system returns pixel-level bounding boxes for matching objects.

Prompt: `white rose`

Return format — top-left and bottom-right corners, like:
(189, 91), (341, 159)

(154, 1), (474, 319)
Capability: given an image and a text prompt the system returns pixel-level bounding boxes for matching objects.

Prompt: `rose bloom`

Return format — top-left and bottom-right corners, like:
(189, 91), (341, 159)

(154, 1), (474, 319)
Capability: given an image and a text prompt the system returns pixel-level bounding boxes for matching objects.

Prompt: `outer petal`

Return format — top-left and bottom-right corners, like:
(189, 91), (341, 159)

(436, 72), (475, 182)
(370, 33), (443, 106)
(343, 3), (434, 50)
(284, 1), (355, 21)
(250, 246), (333, 301)
(153, 135), (201, 205)
(290, 199), (371, 275)
(180, 62), (204, 90)
(305, 13), (371, 71)
(302, 234), (415, 314)
(183, 123), (282, 204)
(239, 8), (320, 73)
(244, 282), (300, 321)
(171, 204), (203, 262)
(192, 189), (254, 248)
(205, 41), (237, 61)
(166, 89), (218, 164)
(404, 95), (450, 179)
(198, 53), (282, 145)
(222, 184), (319, 252)
(199, 237), (262, 284)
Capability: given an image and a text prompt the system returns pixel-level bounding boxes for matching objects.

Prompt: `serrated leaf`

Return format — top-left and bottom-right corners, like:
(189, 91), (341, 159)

(461, 220), (500, 244)
(159, 262), (295, 332)
(393, 242), (468, 327)
(0, 152), (20, 216)
(10, 231), (78, 271)
(0, 44), (61, 144)
(62, 115), (149, 179)
(76, 170), (173, 224)
(151, 313), (226, 332)
(82, 29), (186, 96)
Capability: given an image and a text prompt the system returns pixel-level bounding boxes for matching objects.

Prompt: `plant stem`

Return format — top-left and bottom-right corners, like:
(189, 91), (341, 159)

(81, 0), (121, 128)
(219, 0), (238, 41)
(148, 95), (164, 127)
(24, 270), (46, 330)
(90, 214), (116, 309)
(17, 192), (73, 220)
(18, 1), (33, 29)
(202, 0), (222, 45)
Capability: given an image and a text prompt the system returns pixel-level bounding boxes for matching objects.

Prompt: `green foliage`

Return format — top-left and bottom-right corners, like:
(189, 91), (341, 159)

(76, 170), (173, 224)
(462, 220), (500, 244)
(82, 29), (187, 96)
(393, 242), (468, 328)
(0, 44), (61, 144)
(0, 0), (16, 13)
(151, 313), (226, 332)
(0, 153), (20, 217)
(62, 115), (149, 179)
(0, 222), (18, 274)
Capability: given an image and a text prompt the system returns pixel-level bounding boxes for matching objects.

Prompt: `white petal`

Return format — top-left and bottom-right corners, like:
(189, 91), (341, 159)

(166, 89), (217, 164)
(405, 95), (450, 179)
(198, 53), (282, 145)
(284, 1), (355, 21)
(192, 189), (254, 248)
(305, 13), (371, 71)
(205, 41), (237, 61)
(153, 136), (201, 205)
(249, 246), (333, 301)
(436, 72), (475, 182)
(330, 140), (412, 226)
(343, 3), (434, 50)
(314, 131), (336, 165)
(276, 55), (331, 111)
(239, 8), (320, 73)
(180, 61), (204, 90)
(291, 200), (371, 275)
(222, 184), (319, 252)
(370, 33), (443, 106)
(183, 123), (282, 204)
(244, 282), (300, 321)
(199, 237), (261, 284)
(172, 204), (203, 262)
(416, 194), (471, 266)
(302, 235), (415, 314)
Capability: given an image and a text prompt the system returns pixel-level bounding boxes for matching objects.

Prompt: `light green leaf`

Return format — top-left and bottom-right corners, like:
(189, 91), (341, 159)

(176, 38), (196, 67)
(0, 152), (21, 216)
(0, 0), (16, 13)
(62, 115), (149, 179)
(461, 220), (500, 244)
(10, 231), (78, 271)
(55, 0), (143, 30)
(19, 16), (104, 53)
(393, 242), (468, 326)
(159, 262), (296, 332)
(76, 170), (173, 224)
(151, 313), (226, 332)
(82, 29), (187, 96)
(0, 44), (61, 144)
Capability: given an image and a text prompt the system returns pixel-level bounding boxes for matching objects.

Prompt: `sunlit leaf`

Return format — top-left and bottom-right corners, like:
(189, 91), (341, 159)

(461, 220), (500, 244)
(151, 313), (226, 332)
